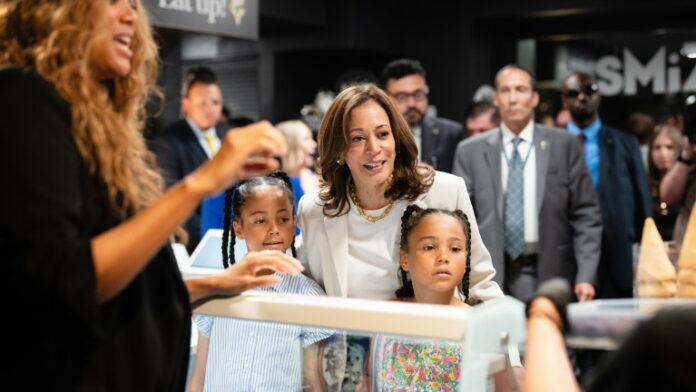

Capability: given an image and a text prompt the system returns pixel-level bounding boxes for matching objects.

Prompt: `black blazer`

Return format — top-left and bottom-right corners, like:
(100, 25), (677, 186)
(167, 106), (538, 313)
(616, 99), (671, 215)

(421, 115), (466, 173)
(150, 119), (228, 251)
(596, 125), (652, 298)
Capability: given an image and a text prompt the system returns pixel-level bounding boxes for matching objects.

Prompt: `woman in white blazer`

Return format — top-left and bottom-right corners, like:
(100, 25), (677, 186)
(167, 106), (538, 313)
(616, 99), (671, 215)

(297, 84), (503, 302)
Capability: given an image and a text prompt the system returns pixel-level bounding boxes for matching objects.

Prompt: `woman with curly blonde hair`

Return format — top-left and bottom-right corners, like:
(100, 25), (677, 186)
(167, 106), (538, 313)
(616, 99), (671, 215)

(0, 1), (299, 389)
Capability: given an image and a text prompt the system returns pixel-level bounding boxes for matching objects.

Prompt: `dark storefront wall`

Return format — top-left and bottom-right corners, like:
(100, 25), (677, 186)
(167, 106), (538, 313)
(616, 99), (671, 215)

(472, 0), (696, 130)
(145, 0), (696, 134)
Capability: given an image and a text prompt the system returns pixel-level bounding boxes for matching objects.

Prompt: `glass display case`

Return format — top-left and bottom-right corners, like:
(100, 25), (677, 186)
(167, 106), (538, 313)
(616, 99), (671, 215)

(191, 291), (526, 391)
(567, 298), (696, 350)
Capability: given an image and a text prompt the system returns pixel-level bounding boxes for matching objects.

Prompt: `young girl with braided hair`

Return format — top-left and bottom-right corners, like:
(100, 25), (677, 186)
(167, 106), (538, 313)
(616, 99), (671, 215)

(396, 205), (476, 306)
(371, 205), (477, 391)
(191, 172), (331, 391)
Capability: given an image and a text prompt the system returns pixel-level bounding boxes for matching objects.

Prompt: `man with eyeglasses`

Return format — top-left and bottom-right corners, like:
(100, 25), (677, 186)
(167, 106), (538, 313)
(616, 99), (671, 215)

(382, 58), (465, 173)
(562, 71), (651, 299)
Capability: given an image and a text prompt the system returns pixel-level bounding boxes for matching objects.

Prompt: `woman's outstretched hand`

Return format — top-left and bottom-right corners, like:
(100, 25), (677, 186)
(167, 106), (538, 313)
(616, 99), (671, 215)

(212, 250), (305, 297)
(186, 121), (288, 197)
(188, 250), (304, 308)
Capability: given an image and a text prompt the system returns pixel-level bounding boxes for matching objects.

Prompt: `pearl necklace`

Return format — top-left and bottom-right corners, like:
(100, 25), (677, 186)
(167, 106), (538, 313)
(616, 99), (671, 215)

(349, 182), (396, 223)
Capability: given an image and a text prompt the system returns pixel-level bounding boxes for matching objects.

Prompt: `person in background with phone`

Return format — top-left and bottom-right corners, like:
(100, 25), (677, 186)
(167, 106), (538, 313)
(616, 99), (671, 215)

(660, 95), (696, 246)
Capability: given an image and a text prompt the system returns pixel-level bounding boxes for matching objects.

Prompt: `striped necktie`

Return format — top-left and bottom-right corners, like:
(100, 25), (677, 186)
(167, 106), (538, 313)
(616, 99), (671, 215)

(504, 137), (525, 259)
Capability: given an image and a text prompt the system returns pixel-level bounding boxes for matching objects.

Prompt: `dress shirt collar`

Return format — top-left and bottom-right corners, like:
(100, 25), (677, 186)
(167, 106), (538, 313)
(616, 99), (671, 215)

(567, 117), (602, 141)
(186, 117), (217, 139)
(411, 122), (422, 137)
(501, 120), (535, 145)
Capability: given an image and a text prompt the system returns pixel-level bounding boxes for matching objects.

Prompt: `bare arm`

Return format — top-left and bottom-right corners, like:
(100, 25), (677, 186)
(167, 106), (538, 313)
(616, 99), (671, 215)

(186, 251), (304, 309)
(302, 343), (321, 392)
(92, 121), (287, 303)
(522, 298), (581, 392)
(660, 139), (696, 205)
(189, 334), (210, 392)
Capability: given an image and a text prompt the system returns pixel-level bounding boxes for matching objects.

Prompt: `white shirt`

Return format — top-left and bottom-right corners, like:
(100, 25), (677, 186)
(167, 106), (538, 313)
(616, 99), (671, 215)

(186, 117), (220, 159)
(411, 123), (422, 160)
(500, 121), (539, 245)
(346, 199), (406, 300)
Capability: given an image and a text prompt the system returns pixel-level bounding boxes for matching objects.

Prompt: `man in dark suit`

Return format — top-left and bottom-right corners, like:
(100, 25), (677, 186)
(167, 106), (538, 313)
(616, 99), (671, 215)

(562, 71), (652, 298)
(151, 66), (227, 252)
(454, 65), (602, 302)
(382, 59), (465, 173)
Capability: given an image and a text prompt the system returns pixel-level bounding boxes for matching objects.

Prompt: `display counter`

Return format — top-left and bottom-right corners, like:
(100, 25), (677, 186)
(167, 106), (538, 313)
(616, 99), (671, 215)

(191, 292), (526, 391)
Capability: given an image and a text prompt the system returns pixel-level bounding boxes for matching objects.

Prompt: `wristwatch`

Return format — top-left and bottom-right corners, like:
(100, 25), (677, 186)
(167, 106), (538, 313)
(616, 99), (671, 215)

(678, 155), (695, 165)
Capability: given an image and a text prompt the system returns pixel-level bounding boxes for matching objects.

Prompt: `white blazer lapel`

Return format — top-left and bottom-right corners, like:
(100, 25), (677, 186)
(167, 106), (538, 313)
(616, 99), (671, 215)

(323, 212), (349, 297)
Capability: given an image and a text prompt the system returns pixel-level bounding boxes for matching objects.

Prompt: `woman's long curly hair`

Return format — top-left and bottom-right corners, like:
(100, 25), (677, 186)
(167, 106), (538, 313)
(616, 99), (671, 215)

(0, 0), (163, 217)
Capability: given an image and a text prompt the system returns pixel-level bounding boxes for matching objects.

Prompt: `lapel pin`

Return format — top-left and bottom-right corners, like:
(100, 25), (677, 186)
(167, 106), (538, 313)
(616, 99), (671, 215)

(540, 140), (547, 150)
(433, 128), (440, 135)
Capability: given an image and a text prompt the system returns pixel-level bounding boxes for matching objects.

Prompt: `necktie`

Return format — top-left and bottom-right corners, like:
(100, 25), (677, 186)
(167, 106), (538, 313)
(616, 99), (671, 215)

(504, 137), (525, 259)
(577, 131), (585, 153)
(203, 131), (219, 156)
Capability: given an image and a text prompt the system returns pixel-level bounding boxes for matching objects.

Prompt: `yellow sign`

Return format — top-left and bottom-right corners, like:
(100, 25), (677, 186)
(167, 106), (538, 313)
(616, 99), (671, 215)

(229, 0), (246, 26)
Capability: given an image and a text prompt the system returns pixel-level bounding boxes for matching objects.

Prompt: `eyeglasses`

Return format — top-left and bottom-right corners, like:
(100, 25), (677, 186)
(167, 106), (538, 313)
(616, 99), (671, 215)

(391, 88), (429, 103)
(564, 84), (599, 98)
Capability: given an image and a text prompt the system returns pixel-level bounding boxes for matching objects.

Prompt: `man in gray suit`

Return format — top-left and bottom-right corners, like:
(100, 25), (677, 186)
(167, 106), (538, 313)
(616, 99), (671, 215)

(453, 65), (602, 302)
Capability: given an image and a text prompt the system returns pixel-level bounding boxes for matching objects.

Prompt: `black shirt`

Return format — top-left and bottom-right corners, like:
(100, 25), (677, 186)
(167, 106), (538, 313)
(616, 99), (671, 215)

(0, 68), (191, 390)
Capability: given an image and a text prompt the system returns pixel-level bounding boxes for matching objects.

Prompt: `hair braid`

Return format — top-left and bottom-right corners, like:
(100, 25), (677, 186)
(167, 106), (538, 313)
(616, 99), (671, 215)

(229, 226), (238, 266)
(395, 205), (423, 298)
(221, 188), (234, 269)
(454, 210), (475, 305)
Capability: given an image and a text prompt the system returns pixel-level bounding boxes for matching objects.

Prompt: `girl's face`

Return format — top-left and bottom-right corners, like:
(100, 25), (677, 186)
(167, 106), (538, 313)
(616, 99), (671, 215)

(90, 0), (139, 79)
(233, 186), (295, 253)
(400, 214), (468, 296)
(651, 132), (677, 173)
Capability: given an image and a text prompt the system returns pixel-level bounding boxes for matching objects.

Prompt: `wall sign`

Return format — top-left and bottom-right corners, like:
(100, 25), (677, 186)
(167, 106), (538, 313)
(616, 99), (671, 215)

(595, 46), (696, 96)
(143, 0), (258, 40)
(557, 42), (696, 97)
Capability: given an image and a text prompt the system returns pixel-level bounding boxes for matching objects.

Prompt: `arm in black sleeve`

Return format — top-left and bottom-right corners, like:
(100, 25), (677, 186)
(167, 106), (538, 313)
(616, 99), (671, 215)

(626, 135), (653, 232)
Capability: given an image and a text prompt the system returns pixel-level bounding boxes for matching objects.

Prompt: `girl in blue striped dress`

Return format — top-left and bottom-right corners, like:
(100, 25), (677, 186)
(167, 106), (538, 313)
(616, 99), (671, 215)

(191, 172), (332, 391)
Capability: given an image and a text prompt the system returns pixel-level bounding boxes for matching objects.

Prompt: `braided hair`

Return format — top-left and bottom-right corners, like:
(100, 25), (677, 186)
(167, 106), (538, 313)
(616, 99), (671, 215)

(221, 171), (297, 268)
(396, 205), (476, 305)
